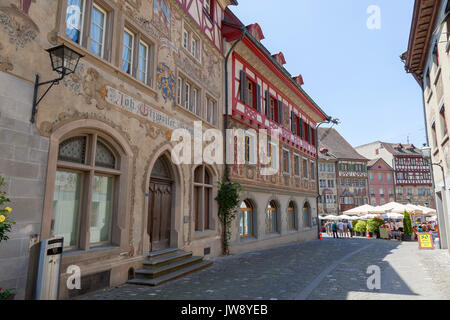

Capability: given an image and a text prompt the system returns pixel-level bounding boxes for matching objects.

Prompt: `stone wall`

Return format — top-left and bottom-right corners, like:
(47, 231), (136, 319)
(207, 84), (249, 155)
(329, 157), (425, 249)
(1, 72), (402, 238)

(0, 71), (49, 299)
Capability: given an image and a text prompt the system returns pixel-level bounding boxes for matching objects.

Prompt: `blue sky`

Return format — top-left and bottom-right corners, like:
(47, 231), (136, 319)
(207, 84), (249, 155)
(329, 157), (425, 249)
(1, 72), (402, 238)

(232, 0), (426, 148)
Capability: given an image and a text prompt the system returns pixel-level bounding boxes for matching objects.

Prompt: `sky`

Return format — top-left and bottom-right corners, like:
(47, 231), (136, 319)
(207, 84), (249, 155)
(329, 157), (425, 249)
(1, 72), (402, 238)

(232, 0), (426, 149)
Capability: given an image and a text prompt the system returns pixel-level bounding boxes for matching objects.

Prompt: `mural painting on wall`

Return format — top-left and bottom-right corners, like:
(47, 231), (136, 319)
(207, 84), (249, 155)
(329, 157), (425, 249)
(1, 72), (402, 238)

(0, 0), (38, 50)
(156, 62), (175, 102)
(153, 0), (171, 36)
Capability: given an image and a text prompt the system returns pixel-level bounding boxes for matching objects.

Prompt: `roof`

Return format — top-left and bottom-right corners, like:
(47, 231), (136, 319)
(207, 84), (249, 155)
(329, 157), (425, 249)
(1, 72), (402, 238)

(318, 128), (368, 161)
(403, 0), (443, 83)
(380, 142), (422, 157)
(367, 158), (394, 171)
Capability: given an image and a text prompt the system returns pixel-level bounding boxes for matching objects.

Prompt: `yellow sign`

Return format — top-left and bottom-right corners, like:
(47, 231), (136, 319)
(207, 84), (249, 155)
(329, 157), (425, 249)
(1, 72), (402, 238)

(418, 233), (435, 250)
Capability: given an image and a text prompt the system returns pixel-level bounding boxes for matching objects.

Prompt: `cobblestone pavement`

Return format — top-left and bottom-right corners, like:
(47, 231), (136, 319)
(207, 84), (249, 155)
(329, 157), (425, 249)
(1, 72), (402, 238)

(83, 237), (450, 300)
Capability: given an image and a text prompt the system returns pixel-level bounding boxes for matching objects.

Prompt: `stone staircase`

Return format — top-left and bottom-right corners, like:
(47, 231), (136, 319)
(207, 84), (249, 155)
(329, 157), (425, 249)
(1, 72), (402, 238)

(127, 248), (213, 286)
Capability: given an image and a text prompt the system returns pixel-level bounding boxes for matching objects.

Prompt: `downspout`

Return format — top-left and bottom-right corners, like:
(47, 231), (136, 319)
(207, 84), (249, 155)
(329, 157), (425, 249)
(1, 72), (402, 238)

(222, 26), (247, 254)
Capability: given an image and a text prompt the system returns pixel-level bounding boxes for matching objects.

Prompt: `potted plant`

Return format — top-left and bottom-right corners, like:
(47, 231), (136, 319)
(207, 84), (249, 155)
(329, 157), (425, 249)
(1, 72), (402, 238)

(355, 220), (367, 237)
(368, 217), (385, 238)
(402, 211), (413, 241)
(0, 176), (16, 300)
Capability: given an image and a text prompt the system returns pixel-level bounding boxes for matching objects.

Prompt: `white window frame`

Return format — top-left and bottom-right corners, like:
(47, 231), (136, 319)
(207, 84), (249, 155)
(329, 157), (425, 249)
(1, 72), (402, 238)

(138, 40), (149, 84)
(90, 3), (107, 58)
(66, 0), (85, 45)
(122, 28), (134, 75)
(185, 82), (191, 111)
(183, 29), (189, 50)
(244, 131), (257, 165)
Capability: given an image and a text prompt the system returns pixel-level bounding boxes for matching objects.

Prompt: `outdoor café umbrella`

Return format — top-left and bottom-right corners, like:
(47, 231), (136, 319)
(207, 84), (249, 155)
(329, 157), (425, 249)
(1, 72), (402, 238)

(323, 215), (339, 220)
(339, 215), (353, 220)
(343, 204), (377, 216)
(415, 205), (436, 215)
(426, 215), (438, 222)
(380, 212), (405, 220)
(359, 214), (379, 220)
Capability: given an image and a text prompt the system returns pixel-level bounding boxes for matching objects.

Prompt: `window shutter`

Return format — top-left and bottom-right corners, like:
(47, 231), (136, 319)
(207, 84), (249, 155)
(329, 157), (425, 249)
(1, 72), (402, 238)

(277, 100), (283, 124)
(291, 111), (295, 133)
(299, 118), (304, 139)
(265, 90), (270, 117)
(240, 70), (247, 104)
(256, 84), (261, 113)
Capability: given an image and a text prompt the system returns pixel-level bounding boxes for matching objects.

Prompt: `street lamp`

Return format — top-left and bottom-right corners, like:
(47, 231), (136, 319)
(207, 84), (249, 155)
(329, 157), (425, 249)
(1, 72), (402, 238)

(31, 44), (84, 123)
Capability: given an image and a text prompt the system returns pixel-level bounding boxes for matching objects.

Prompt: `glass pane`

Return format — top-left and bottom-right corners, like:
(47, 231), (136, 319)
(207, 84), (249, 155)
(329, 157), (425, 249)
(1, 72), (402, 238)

(151, 157), (171, 179)
(58, 136), (87, 164)
(66, 0), (84, 44)
(138, 43), (148, 82)
(90, 7), (104, 56)
(90, 175), (113, 244)
(239, 212), (244, 236)
(52, 171), (82, 248)
(194, 166), (203, 183)
(95, 140), (116, 169)
(122, 31), (133, 74)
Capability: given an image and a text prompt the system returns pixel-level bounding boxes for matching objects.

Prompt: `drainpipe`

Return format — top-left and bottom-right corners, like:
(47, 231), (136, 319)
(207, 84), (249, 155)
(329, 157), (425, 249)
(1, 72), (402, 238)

(222, 26), (247, 254)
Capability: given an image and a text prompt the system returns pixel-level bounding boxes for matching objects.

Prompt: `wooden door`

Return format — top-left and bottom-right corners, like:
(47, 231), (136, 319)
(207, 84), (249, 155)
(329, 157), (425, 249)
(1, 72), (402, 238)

(148, 178), (172, 251)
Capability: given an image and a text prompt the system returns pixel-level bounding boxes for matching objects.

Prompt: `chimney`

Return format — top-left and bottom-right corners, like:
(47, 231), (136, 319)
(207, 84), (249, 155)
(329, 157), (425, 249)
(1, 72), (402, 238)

(272, 52), (286, 66)
(293, 75), (304, 86)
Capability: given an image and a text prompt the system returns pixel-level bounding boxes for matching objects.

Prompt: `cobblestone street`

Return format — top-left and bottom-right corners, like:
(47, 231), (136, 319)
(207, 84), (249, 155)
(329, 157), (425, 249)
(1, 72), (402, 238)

(83, 237), (450, 300)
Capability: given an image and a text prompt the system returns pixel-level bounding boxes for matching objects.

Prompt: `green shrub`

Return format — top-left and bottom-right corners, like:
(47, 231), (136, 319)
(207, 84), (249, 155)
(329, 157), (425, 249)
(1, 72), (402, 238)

(403, 211), (413, 236)
(355, 220), (367, 234)
(367, 217), (385, 233)
(351, 219), (358, 229)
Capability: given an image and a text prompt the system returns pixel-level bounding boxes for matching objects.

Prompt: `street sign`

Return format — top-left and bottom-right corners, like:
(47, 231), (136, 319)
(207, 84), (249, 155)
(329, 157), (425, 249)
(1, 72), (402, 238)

(418, 232), (435, 250)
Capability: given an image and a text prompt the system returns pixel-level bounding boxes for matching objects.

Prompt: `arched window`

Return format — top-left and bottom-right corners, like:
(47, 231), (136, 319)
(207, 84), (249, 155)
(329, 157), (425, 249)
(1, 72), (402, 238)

(288, 201), (297, 230)
(52, 134), (119, 249)
(240, 200), (253, 237)
(267, 200), (278, 233)
(303, 202), (312, 228)
(194, 166), (213, 232)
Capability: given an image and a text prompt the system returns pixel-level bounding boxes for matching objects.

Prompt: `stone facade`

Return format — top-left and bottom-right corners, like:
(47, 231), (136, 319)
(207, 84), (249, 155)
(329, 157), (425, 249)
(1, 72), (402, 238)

(0, 0), (234, 299)
(403, 0), (450, 250)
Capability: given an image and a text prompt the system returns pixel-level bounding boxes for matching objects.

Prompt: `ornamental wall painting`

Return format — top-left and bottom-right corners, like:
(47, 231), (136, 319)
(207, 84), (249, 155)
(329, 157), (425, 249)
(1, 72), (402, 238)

(156, 62), (175, 102)
(153, 0), (171, 36)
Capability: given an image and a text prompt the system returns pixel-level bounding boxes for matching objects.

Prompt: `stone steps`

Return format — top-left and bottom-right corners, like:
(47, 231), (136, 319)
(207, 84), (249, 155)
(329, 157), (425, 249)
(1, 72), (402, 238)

(127, 249), (213, 287)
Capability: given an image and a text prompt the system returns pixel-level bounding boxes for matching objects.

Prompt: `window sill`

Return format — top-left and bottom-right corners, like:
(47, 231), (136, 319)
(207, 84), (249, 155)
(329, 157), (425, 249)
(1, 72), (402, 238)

(62, 245), (122, 264)
(194, 230), (217, 240)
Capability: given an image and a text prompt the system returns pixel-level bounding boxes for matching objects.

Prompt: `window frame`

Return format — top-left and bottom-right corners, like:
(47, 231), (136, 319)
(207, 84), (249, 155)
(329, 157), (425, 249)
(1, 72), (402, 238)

(193, 166), (214, 232)
(122, 28), (134, 75)
(90, 3), (108, 59)
(240, 200), (254, 238)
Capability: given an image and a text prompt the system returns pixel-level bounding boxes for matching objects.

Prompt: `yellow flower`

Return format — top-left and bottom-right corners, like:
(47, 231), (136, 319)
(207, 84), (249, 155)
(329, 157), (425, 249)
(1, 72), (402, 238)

(0, 215), (5, 223)
(4, 207), (12, 214)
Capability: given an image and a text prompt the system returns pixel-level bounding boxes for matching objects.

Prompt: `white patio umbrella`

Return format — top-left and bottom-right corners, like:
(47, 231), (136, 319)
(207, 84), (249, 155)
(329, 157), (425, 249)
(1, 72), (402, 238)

(359, 214), (378, 220)
(426, 215), (438, 222)
(343, 204), (377, 216)
(339, 215), (353, 220)
(415, 205), (436, 215)
(323, 215), (339, 220)
(380, 212), (405, 220)
(371, 202), (423, 215)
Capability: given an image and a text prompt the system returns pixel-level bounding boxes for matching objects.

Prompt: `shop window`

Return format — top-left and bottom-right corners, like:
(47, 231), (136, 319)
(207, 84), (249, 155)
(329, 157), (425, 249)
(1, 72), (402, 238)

(52, 135), (120, 249)
(194, 166), (213, 232)
(267, 201), (278, 233)
(240, 200), (253, 238)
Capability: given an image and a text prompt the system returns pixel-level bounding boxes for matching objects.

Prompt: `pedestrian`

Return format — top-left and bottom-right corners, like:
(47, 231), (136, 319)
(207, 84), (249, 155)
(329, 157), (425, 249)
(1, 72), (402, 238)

(332, 221), (339, 238)
(343, 220), (348, 238)
(347, 220), (354, 238)
(338, 220), (344, 238)
(326, 221), (332, 236)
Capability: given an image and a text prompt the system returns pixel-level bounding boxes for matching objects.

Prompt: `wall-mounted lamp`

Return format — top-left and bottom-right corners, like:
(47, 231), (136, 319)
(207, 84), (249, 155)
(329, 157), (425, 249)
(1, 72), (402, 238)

(30, 44), (83, 123)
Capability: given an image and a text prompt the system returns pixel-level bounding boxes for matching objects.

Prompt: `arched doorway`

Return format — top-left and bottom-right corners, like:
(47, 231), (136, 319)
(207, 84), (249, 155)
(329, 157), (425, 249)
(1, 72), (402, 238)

(148, 155), (173, 251)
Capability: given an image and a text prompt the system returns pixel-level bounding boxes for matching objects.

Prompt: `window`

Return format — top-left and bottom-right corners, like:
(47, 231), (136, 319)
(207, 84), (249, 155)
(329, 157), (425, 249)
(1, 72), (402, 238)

(370, 188), (375, 196)
(288, 202), (297, 230)
(52, 135), (119, 249)
(303, 202), (311, 228)
(240, 200), (253, 238)
(138, 41), (149, 84)
(407, 188), (413, 196)
(294, 154), (300, 176)
(244, 133), (256, 164)
(122, 29), (134, 74)
(184, 82), (191, 110)
(90, 4), (106, 58)
(302, 158), (309, 179)
(328, 164), (334, 173)
(182, 26), (201, 61)
(247, 78), (256, 109)
(379, 189), (385, 196)
(267, 201), (278, 233)
(177, 77), (182, 105)
(282, 149), (290, 173)
(270, 97), (277, 122)
(65, 0), (85, 44)
(387, 173), (392, 182)
(267, 142), (278, 171)
(369, 173), (374, 181)
(327, 180), (334, 188)
(378, 173), (383, 181)
(432, 122), (438, 148)
(319, 180), (327, 188)
(194, 166), (213, 232)
(440, 106), (448, 137)
(206, 97), (217, 126)
(204, 0), (214, 19)
(310, 161), (316, 180)
(388, 189), (393, 196)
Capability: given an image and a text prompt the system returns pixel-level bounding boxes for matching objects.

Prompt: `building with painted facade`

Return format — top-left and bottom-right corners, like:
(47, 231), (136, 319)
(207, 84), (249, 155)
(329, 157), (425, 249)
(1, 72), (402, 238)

(402, 0), (450, 250)
(318, 128), (369, 214)
(356, 142), (434, 207)
(222, 10), (329, 254)
(0, 0), (236, 299)
(367, 158), (395, 206)
(318, 149), (338, 216)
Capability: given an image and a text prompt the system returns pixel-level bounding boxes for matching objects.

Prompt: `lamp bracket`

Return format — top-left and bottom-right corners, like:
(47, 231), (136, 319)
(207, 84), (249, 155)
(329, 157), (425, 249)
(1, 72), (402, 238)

(30, 72), (66, 123)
